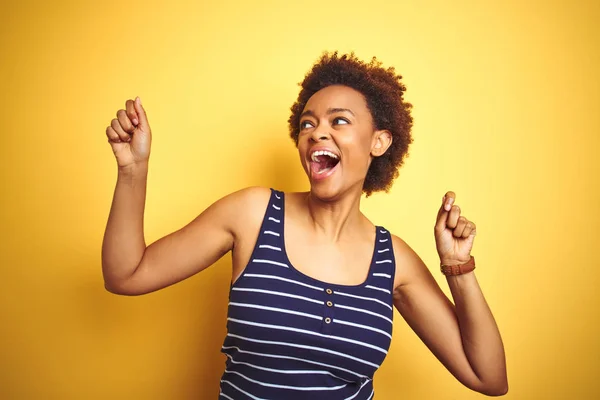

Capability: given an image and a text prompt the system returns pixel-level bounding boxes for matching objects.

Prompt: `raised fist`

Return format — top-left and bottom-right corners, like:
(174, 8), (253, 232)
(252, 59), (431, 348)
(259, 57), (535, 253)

(106, 97), (152, 168)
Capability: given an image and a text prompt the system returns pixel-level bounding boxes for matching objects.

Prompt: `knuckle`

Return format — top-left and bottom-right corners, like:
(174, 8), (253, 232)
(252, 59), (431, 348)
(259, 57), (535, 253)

(117, 111), (132, 129)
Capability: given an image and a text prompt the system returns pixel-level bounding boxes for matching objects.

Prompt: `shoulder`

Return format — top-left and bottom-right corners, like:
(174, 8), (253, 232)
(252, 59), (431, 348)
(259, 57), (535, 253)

(220, 185), (273, 214)
(389, 233), (432, 293)
(229, 186), (273, 205)
(203, 186), (271, 230)
(215, 186), (272, 211)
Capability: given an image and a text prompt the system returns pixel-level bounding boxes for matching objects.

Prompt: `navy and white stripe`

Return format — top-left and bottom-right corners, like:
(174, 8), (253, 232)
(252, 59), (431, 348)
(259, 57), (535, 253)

(220, 189), (396, 399)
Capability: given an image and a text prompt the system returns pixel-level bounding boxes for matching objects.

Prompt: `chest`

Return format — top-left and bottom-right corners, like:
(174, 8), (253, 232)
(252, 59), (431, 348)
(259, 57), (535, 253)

(284, 221), (376, 286)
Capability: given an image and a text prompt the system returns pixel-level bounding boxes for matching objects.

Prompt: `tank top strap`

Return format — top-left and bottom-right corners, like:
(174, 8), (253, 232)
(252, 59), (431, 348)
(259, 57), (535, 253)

(368, 226), (397, 295)
(249, 188), (286, 258)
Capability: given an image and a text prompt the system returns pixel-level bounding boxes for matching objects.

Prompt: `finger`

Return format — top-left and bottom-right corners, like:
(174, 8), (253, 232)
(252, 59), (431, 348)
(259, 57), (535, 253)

(462, 221), (475, 238)
(435, 205), (449, 234)
(133, 97), (150, 131)
(126, 99), (138, 126)
(454, 216), (468, 238)
(117, 109), (135, 134)
(446, 205), (461, 229)
(443, 191), (456, 212)
(111, 118), (131, 142)
(106, 126), (122, 143)
(437, 192), (455, 219)
(435, 192), (455, 231)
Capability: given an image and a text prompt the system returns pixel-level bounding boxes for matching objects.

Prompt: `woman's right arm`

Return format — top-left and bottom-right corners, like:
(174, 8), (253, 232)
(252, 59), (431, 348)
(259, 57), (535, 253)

(101, 97), (265, 295)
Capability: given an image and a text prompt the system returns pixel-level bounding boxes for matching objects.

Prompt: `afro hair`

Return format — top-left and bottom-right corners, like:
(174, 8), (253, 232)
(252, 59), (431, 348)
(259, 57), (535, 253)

(288, 52), (414, 196)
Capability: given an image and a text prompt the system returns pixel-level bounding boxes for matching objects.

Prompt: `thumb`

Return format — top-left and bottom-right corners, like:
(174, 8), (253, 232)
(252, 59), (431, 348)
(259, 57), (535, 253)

(133, 97), (150, 132)
(435, 195), (450, 232)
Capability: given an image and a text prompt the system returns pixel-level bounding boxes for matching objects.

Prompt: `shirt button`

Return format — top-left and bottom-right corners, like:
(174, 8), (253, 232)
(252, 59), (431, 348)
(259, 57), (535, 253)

(326, 288), (333, 295)
(326, 301), (333, 307)
(324, 317), (332, 324)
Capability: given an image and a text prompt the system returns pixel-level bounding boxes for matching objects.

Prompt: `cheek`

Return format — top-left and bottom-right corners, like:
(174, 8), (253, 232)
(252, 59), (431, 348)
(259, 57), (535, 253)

(297, 143), (310, 171)
(339, 135), (373, 167)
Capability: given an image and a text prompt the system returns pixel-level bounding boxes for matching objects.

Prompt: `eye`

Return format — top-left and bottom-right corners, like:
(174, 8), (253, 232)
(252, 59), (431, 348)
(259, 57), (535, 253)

(333, 117), (350, 125)
(300, 120), (314, 130)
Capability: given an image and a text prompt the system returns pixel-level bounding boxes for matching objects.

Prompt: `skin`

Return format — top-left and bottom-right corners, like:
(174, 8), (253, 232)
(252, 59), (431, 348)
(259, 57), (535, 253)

(102, 87), (508, 396)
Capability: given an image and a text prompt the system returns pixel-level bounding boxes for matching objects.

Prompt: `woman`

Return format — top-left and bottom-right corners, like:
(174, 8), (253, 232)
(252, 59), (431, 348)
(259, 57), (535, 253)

(102, 52), (508, 399)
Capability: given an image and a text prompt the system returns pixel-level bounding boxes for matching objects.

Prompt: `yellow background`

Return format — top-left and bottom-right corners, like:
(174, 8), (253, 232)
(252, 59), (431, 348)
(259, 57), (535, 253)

(1, 0), (598, 398)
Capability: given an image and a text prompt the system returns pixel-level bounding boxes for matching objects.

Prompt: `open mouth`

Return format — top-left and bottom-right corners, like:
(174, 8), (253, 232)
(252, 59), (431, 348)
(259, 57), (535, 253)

(310, 150), (340, 177)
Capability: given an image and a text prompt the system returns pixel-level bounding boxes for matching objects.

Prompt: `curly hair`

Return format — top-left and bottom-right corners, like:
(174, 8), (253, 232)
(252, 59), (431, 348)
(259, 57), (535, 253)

(288, 52), (414, 196)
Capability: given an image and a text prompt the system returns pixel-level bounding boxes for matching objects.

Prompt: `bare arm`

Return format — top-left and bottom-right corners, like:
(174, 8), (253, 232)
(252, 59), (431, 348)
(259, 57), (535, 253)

(392, 238), (507, 396)
(446, 270), (507, 389)
(102, 181), (267, 295)
(101, 162), (150, 292)
(391, 192), (507, 396)
(101, 97), (269, 295)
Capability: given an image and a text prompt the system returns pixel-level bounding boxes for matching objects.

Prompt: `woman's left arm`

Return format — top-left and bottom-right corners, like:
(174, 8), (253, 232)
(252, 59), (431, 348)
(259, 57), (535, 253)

(392, 191), (508, 396)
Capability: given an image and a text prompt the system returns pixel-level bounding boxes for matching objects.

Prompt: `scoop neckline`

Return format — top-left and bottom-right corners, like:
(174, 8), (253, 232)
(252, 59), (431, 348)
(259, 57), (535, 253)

(278, 190), (379, 289)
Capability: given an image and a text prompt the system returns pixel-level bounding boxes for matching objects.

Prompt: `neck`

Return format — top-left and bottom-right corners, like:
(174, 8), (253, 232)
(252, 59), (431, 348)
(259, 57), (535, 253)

(304, 185), (365, 242)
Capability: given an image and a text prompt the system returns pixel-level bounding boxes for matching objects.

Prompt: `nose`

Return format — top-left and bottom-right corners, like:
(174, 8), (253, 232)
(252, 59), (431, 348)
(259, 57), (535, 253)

(310, 124), (331, 142)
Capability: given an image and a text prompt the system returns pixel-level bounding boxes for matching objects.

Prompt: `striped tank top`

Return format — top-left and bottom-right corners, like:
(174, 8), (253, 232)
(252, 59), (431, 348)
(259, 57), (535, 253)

(219, 189), (396, 399)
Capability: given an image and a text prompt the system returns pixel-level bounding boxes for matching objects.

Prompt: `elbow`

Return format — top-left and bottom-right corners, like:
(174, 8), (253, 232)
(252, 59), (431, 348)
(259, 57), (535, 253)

(104, 280), (127, 295)
(103, 273), (156, 296)
(102, 261), (145, 296)
(487, 385), (509, 397)
(477, 381), (509, 397)
(103, 278), (141, 296)
(462, 374), (508, 397)
(484, 385), (508, 396)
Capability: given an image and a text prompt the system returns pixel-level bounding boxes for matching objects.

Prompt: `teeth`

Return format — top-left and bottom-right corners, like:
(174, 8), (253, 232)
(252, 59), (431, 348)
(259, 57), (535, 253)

(310, 150), (339, 162)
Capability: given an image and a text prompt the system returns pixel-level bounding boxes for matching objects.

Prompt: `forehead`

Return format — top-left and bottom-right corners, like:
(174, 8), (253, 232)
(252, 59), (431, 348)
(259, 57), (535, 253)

(303, 85), (369, 114)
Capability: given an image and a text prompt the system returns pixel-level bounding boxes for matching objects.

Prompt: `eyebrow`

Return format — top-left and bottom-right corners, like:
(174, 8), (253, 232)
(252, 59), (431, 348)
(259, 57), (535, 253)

(300, 107), (355, 119)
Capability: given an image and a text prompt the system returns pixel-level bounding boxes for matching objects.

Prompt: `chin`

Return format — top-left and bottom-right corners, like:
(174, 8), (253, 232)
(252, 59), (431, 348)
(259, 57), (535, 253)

(309, 184), (342, 202)
(308, 178), (362, 203)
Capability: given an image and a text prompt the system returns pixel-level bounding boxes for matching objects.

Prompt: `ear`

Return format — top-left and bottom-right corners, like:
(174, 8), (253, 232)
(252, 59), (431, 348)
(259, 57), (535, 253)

(371, 129), (392, 157)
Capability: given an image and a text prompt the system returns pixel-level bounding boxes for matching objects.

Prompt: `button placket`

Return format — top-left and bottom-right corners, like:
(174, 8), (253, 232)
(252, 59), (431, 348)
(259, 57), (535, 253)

(322, 288), (335, 333)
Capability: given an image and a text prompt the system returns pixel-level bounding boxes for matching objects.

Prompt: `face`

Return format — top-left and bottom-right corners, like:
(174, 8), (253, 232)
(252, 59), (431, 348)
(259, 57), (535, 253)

(297, 85), (392, 200)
